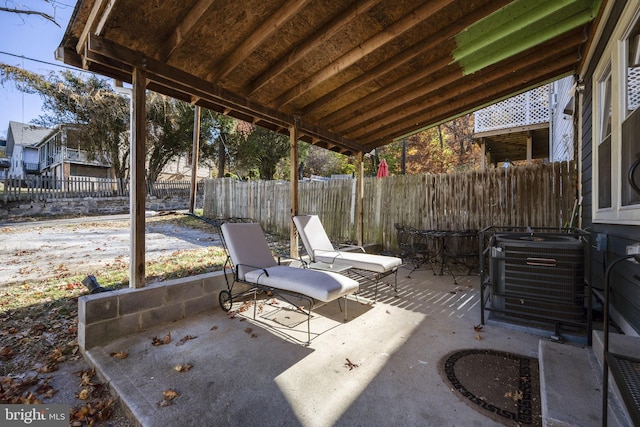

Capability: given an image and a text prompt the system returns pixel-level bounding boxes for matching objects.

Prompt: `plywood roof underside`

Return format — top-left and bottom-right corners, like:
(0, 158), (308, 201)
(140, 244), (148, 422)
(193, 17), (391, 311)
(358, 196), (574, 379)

(57, 0), (604, 156)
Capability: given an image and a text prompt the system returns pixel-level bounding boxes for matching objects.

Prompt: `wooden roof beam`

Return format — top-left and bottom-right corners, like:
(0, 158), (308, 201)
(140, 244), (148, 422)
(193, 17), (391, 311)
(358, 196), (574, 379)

(209, 0), (312, 83)
(301, 0), (511, 117)
(75, 0), (116, 55)
(83, 34), (361, 154)
(156, 0), (217, 61)
(272, 0), (457, 107)
(245, 0), (381, 96)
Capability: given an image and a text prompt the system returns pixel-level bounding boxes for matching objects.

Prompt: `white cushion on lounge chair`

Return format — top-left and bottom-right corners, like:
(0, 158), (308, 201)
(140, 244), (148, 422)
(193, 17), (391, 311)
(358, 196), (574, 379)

(293, 215), (402, 273)
(312, 250), (401, 273)
(245, 265), (358, 302)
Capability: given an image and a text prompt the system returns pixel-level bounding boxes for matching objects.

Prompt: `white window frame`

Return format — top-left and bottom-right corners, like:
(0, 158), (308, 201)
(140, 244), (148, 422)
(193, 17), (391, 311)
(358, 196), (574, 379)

(592, 3), (640, 225)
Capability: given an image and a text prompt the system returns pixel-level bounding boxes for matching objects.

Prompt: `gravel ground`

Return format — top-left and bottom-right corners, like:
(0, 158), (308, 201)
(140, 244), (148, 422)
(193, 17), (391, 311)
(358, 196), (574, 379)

(0, 212), (222, 287)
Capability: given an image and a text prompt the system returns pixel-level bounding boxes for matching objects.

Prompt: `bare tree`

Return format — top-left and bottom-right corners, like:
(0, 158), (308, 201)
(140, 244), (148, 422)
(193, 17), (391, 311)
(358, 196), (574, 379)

(0, 1), (64, 27)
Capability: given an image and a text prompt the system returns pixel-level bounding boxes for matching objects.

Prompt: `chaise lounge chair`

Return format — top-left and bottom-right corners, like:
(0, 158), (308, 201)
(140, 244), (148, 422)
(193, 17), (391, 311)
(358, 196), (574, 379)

(293, 215), (402, 300)
(218, 221), (359, 344)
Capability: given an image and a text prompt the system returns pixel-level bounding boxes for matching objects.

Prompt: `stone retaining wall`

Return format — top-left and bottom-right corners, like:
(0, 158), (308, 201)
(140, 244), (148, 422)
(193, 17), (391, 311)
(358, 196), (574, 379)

(0, 195), (203, 220)
(78, 271), (228, 350)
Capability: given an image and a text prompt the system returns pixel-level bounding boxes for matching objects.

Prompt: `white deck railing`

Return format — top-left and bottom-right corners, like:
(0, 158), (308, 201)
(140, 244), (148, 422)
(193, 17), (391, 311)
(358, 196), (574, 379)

(474, 85), (550, 133)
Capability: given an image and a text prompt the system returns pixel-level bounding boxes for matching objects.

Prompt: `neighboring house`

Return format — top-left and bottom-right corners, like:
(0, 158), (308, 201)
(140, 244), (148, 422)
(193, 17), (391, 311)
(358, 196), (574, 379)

(5, 121), (52, 179)
(473, 76), (575, 168)
(4, 121), (212, 183)
(35, 124), (112, 180)
(582, 0), (640, 336)
(157, 155), (214, 181)
(0, 137), (8, 178)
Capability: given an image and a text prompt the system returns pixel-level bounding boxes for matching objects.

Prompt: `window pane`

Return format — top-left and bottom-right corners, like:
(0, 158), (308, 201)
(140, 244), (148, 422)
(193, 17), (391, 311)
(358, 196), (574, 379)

(600, 71), (612, 141)
(598, 135), (611, 209)
(622, 107), (640, 206)
(629, 64), (640, 115)
(628, 23), (640, 115)
(622, 21), (640, 206)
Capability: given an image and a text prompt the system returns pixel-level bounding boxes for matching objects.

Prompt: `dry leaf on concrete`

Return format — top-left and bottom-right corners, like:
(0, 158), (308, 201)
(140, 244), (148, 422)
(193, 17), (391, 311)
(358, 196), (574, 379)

(110, 351), (128, 359)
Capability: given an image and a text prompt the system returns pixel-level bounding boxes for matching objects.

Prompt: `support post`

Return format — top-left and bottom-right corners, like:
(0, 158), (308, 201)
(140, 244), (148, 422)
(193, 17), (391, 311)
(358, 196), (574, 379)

(189, 105), (201, 214)
(357, 151), (364, 246)
(401, 138), (406, 175)
(289, 121), (299, 259)
(481, 138), (487, 170)
(526, 132), (533, 165)
(130, 67), (147, 289)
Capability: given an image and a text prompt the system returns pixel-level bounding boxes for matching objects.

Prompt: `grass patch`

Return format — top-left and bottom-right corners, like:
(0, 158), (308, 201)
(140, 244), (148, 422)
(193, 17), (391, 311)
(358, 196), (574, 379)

(0, 246), (227, 313)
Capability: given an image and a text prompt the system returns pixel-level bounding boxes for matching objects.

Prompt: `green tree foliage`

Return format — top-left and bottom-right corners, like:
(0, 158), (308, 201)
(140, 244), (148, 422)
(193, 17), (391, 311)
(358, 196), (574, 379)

(199, 112), (239, 178)
(234, 124), (290, 180)
(273, 141), (309, 181)
(298, 144), (354, 178)
(145, 93), (219, 182)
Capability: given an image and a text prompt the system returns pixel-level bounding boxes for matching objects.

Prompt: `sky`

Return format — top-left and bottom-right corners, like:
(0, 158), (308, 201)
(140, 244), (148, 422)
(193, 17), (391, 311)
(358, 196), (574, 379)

(0, 0), (79, 139)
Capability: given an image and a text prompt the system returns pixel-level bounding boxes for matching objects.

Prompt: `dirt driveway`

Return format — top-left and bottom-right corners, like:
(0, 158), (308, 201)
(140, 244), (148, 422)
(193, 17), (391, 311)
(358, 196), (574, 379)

(0, 213), (222, 287)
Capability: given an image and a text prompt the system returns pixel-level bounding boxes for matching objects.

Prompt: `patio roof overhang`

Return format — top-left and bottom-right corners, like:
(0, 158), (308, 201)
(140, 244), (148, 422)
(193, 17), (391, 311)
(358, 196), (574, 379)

(57, 0), (605, 157)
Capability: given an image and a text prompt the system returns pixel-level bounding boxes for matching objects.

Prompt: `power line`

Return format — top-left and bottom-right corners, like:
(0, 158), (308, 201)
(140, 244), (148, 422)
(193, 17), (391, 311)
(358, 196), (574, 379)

(0, 50), (93, 74)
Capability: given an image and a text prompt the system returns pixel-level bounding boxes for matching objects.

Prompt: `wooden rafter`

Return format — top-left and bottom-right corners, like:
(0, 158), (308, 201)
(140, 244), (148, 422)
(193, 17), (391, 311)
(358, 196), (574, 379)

(245, 0), (381, 96)
(156, 0), (216, 61)
(75, 0), (114, 54)
(272, 0), (456, 107)
(209, 0), (312, 83)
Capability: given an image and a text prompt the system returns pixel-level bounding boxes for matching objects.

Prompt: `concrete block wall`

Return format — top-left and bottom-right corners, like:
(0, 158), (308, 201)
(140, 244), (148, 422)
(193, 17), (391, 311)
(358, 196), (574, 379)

(78, 271), (229, 350)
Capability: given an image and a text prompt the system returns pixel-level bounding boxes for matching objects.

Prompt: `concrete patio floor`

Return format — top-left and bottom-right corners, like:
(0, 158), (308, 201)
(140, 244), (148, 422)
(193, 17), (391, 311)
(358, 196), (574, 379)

(84, 266), (558, 426)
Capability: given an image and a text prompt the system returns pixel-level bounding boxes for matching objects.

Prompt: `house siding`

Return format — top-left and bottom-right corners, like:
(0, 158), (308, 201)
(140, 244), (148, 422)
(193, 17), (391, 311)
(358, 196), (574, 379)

(581, 0), (640, 335)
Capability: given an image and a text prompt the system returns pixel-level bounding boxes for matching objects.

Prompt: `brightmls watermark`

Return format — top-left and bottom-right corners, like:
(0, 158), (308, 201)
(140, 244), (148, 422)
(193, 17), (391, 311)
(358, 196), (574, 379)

(1, 405), (69, 426)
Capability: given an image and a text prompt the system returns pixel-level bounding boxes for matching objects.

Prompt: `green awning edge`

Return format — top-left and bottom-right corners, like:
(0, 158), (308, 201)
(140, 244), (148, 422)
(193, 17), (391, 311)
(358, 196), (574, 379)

(452, 0), (603, 75)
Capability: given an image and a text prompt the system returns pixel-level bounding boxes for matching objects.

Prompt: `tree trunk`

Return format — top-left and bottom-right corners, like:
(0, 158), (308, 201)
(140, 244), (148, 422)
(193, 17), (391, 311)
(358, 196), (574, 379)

(217, 137), (226, 178)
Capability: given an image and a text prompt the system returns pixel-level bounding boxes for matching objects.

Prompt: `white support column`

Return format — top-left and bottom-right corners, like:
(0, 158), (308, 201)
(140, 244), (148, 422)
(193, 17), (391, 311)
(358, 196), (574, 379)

(189, 105), (201, 214)
(289, 121), (299, 259)
(130, 67), (147, 289)
(356, 151), (364, 246)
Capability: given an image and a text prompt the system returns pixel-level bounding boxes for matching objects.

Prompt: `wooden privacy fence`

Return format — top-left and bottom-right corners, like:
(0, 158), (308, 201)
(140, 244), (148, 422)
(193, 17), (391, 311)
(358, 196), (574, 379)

(1, 175), (203, 202)
(203, 161), (578, 251)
